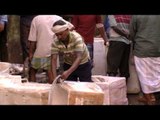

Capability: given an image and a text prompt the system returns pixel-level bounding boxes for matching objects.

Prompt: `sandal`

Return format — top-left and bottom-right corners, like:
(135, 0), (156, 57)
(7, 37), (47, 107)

(137, 96), (147, 103)
(137, 94), (156, 105)
(146, 94), (156, 105)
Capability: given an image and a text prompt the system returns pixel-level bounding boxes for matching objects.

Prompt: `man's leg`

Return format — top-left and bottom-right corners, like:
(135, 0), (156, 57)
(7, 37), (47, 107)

(76, 61), (92, 82)
(47, 69), (54, 84)
(107, 41), (123, 76)
(28, 67), (37, 82)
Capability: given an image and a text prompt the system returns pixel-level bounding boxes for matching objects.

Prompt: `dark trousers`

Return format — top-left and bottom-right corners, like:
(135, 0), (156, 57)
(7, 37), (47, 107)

(20, 16), (36, 61)
(107, 41), (131, 80)
(0, 23), (8, 62)
(86, 43), (94, 68)
(63, 61), (92, 82)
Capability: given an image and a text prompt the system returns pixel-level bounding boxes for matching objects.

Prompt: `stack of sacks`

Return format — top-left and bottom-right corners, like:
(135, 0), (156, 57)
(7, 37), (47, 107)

(92, 75), (128, 105)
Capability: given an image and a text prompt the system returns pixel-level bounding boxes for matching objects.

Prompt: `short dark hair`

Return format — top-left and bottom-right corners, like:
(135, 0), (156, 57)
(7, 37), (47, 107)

(53, 20), (66, 27)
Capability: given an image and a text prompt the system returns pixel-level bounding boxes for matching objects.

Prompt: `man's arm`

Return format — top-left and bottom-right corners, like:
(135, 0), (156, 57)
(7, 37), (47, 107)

(51, 54), (58, 80)
(97, 23), (109, 45)
(61, 51), (82, 80)
(129, 15), (136, 41)
(112, 26), (129, 39)
(109, 15), (129, 39)
(0, 23), (5, 32)
(28, 41), (36, 62)
(96, 16), (109, 45)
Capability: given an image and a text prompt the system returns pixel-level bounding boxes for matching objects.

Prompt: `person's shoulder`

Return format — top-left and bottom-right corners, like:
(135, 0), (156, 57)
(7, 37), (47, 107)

(70, 30), (82, 39)
(70, 30), (80, 35)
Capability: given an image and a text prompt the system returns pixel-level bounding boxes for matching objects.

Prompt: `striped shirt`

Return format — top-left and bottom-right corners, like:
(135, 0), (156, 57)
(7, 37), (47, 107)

(109, 15), (131, 44)
(51, 31), (90, 65)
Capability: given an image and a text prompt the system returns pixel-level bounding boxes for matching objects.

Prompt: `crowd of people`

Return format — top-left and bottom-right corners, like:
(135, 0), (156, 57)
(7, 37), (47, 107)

(1, 15), (160, 105)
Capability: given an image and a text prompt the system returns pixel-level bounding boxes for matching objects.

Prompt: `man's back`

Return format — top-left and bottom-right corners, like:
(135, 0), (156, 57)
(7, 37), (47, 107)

(71, 15), (102, 44)
(130, 15), (160, 57)
(28, 15), (63, 57)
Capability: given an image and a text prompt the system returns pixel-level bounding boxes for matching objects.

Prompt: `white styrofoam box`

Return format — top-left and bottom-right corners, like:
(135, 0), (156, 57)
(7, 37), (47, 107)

(127, 54), (141, 94)
(48, 81), (104, 105)
(0, 81), (51, 105)
(0, 79), (20, 104)
(92, 37), (108, 75)
(0, 74), (22, 84)
(0, 62), (11, 74)
(92, 75), (128, 105)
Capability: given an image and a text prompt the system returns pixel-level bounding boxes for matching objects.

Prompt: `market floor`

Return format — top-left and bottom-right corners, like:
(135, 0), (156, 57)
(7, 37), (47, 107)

(127, 92), (160, 105)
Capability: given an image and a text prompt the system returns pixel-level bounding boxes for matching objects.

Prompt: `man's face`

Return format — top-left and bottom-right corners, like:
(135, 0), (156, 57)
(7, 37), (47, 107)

(55, 29), (68, 42)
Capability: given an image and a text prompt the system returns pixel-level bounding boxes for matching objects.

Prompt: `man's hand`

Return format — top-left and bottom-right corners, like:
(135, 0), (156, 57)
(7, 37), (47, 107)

(106, 41), (110, 47)
(0, 23), (5, 32)
(61, 70), (70, 80)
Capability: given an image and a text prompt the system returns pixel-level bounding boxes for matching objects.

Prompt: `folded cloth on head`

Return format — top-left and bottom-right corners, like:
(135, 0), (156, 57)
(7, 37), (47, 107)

(51, 24), (68, 33)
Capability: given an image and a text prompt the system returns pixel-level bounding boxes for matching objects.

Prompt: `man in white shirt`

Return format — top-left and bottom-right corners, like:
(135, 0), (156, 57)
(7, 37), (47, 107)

(28, 15), (74, 84)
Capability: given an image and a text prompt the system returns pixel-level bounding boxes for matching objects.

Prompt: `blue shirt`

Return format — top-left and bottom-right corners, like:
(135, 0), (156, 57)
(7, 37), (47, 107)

(104, 15), (110, 33)
(0, 15), (8, 24)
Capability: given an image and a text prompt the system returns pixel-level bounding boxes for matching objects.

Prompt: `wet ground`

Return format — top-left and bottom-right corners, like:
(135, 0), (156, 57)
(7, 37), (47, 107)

(128, 93), (145, 105)
(128, 92), (160, 105)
